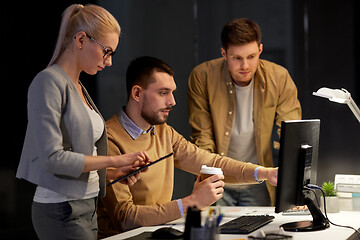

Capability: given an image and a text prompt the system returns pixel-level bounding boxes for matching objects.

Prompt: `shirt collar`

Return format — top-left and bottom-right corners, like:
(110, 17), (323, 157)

(118, 107), (155, 140)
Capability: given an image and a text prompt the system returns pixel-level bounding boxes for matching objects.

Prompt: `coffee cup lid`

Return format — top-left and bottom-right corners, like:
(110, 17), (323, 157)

(200, 165), (223, 175)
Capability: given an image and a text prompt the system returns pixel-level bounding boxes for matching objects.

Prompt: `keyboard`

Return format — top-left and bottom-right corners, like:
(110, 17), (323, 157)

(220, 215), (275, 234)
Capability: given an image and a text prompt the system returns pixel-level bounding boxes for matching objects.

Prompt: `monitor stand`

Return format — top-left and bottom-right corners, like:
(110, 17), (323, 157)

(280, 197), (330, 232)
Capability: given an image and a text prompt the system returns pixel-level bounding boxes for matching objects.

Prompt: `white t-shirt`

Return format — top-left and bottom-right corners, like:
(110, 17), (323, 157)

(227, 79), (257, 165)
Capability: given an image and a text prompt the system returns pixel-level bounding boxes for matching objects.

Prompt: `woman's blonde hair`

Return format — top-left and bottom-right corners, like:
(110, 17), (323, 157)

(48, 4), (121, 66)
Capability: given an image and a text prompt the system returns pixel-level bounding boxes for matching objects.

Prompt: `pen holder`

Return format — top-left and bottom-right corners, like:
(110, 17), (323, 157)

(184, 206), (221, 240)
(190, 226), (219, 240)
(184, 207), (202, 240)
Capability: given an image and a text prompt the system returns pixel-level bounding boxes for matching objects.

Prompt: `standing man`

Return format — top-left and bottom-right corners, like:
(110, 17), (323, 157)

(188, 18), (301, 206)
(97, 56), (278, 237)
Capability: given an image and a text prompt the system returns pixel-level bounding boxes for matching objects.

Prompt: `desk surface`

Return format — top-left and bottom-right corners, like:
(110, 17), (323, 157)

(104, 207), (360, 240)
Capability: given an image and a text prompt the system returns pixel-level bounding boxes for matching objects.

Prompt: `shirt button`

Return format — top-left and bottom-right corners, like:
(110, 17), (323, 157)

(229, 90), (233, 94)
(220, 152), (224, 156)
(225, 131), (229, 136)
(228, 111), (232, 115)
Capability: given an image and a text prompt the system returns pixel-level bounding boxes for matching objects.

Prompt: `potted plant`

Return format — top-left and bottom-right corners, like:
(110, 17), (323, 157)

(320, 181), (339, 213)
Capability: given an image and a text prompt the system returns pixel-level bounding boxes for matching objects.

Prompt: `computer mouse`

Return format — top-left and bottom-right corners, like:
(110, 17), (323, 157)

(151, 227), (183, 239)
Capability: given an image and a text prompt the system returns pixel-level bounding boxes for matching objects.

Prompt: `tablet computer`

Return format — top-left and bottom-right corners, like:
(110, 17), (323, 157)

(107, 152), (174, 186)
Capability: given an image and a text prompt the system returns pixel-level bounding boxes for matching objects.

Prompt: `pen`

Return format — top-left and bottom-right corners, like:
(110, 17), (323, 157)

(208, 208), (214, 216)
(216, 214), (223, 226)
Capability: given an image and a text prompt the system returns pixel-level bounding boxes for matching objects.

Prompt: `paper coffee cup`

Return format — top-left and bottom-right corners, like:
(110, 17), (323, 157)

(200, 165), (223, 181)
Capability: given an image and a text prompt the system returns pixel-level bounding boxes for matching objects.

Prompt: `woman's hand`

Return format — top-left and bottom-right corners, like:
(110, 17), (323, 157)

(111, 151), (150, 168)
(106, 151), (150, 185)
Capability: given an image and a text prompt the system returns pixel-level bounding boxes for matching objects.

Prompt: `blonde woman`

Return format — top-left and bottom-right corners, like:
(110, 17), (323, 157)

(16, 4), (149, 239)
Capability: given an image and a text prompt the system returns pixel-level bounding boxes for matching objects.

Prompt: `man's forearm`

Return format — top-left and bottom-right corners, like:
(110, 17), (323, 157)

(113, 201), (182, 232)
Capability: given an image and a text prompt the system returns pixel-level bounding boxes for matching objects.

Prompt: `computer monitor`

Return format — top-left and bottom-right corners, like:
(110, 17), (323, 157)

(275, 119), (330, 232)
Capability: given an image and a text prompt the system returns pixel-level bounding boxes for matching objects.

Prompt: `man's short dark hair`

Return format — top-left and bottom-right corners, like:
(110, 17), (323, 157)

(126, 56), (174, 100)
(221, 18), (262, 50)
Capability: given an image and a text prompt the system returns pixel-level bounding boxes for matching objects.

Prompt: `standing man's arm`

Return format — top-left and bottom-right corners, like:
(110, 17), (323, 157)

(188, 69), (216, 152)
(274, 71), (302, 142)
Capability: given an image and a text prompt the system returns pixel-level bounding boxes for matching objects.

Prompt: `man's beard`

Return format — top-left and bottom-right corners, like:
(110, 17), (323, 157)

(141, 107), (172, 125)
(141, 97), (172, 125)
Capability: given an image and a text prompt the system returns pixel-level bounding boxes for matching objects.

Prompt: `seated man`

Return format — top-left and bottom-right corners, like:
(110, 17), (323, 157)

(97, 56), (278, 238)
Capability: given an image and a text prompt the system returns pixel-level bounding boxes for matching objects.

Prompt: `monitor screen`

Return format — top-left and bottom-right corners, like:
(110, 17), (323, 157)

(275, 119), (329, 231)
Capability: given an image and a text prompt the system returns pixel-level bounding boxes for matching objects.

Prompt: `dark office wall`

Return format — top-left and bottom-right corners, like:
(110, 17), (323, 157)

(293, 0), (360, 184)
(1, 1), (96, 238)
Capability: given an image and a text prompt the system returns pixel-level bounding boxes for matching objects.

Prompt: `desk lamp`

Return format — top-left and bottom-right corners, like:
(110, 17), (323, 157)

(313, 87), (360, 123)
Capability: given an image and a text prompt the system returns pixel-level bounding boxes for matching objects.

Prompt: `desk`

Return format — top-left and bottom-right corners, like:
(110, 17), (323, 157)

(104, 207), (360, 240)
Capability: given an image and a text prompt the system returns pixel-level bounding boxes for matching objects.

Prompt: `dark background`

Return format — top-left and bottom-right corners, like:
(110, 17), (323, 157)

(2, 0), (359, 238)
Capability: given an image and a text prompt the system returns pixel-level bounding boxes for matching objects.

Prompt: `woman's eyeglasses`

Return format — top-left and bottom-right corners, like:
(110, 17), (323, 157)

(85, 33), (116, 59)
